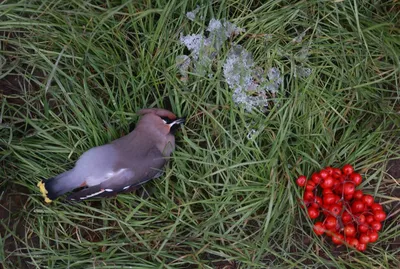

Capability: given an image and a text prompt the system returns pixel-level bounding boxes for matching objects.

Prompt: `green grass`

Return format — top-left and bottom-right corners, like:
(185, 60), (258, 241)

(1, 0), (399, 268)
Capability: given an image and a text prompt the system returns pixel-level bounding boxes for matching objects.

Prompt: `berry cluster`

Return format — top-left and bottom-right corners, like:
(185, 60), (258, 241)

(296, 164), (386, 252)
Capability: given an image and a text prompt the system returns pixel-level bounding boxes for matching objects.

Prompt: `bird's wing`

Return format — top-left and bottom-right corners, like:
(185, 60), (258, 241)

(67, 146), (167, 201)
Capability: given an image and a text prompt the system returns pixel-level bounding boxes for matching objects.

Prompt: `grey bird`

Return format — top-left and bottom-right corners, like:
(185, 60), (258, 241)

(38, 108), (185, 203)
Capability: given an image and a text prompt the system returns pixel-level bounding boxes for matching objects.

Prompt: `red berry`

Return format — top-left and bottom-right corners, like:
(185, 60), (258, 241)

(332, 179), (341, 189)
(325, 225), (338, 235)
(311, 173), (322, 184)
(358, 214), (366, 224)
(343, 182), (355, 196)
(337, 175), (346, 182)
(367, 231), (379, 243)
(298, 167), (383, 248)
(362, 195), (374, 206)
(304, 191), (314, 201)
(323, 193), (336, 205)
(358, 223), (369, 233)
(371, 203), (383, 212)
(305, 181), (316, 191)
(354, 190), (363, 200)
(329, 204), (342, 216)
(352, 200), (365, 213)
(357, 243), (367, 252)
(322, 188), (333, 195)
(366, 215), (375, 224)
(313, 222), (325, 235)
(370, 221), (382, 231)
(314, 196), (323, 206)
(342, 164), (354, 175)
(359, 233), (370, 244)
(332, 233), (344, 245)
(373, 210), (386, 222)
(306, 181), (315, 191)
(347, 237), (359, 248)
(350, 172), (362, 186)
(308, 207), (320, 219)
(342, 211), (353, 224)
(319, 169), (329, 179)
(332, 168), (342, 178)
(325, 216), (337, 230)
(311, 196), (322, 209)
(321, 205), (331, 217)
(296, 175), (307, 187)
(325, 167), (333, 175)
(344, 225), (356, 237)
(321, 176), (335, 189)
(344, 194), (354, 201)
(333, 182), (342, 194)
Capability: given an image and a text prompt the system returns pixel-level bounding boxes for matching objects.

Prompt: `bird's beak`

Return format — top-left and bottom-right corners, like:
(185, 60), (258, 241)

(168, 117), (186, 134)
(171, 117), (186, 126)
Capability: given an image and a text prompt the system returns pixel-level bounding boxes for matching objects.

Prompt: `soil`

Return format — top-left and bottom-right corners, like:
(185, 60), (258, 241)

(0, 184), (36, 269)
(387, 158), (400, 180)
(1, 52), (45, 268)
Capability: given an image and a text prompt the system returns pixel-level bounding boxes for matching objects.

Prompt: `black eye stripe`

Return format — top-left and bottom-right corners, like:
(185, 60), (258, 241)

(160, 117), (174, 124)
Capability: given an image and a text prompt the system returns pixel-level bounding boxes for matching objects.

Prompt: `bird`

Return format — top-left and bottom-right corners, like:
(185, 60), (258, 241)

(37, 108), (185, 203)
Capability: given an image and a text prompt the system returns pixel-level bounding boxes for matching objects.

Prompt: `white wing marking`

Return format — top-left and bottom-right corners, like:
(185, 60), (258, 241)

(79, 189), (105, 200)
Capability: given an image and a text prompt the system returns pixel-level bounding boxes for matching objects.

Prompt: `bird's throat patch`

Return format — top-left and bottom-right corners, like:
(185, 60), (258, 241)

(37, 181), (52, 204)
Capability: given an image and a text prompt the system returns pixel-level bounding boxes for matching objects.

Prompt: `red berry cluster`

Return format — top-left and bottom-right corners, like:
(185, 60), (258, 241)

(296, 164), (386, 252)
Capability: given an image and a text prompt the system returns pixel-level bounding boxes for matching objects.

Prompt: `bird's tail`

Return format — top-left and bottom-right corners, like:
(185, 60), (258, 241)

(38, 170), (74, 203)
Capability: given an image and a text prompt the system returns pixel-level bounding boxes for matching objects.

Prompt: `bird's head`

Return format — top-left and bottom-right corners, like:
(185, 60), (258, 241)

(137, 108), (186, 135)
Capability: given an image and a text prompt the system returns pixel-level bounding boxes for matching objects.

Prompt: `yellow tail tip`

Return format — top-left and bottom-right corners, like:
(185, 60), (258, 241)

(37, 181), (52, 204)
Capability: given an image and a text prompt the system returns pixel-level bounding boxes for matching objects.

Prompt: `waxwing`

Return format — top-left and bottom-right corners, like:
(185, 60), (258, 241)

(38, 108), (185, 203)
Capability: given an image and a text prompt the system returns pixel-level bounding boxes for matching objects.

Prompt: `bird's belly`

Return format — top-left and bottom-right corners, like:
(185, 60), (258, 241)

(73, 144), (119, 186)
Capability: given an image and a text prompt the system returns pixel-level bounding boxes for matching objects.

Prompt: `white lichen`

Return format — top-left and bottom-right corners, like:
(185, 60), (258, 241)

(207, 18), (223, 33)
(207, 19), (245, 38)
(246, 129), (258, 140)
(179, 17), (284, 113)
(223, 45), (282, 112)
(176, 55), (191, 81)
(179, 34), (206, 60)
(207, 19), (245, 51)
(294, 66), (312, 78)
(224, 21), (246, 36)
(295, 46), (310, 62)
(292, 28), (309, 43)
(223, 45), (254, 89)
(266, 67), (283, 94)
(179, 18), (244, 79)
(186, 5), (200, 21)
